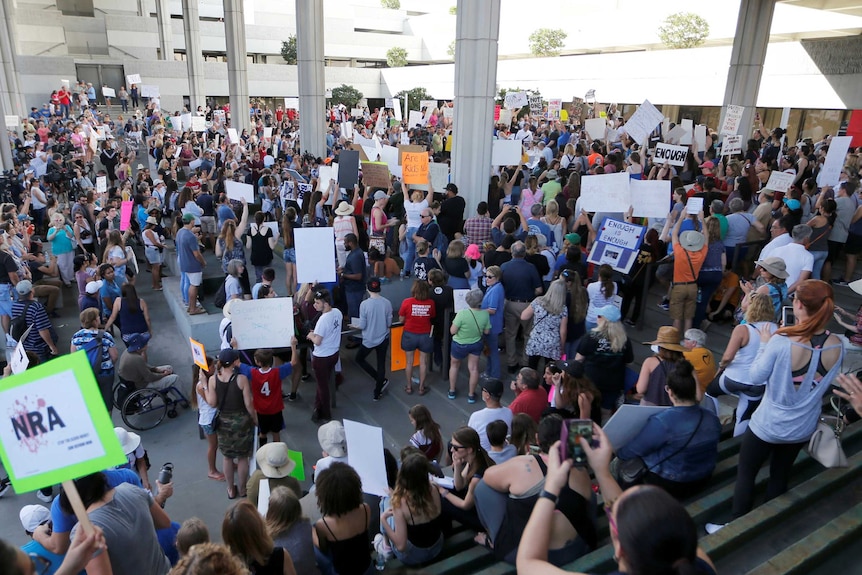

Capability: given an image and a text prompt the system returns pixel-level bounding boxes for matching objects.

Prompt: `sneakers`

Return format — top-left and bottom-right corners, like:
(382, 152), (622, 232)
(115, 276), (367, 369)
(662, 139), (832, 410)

(36, 489), (54, 503)
(284, 392), (297, 402)
(301, 373), (310, 381)
(0, 479), (10, 498)
(658, 299), (670, 311)
(467, 394), (477, 404)
(833, 278), (849, 286)
(705, 522), (726, 535)
(373, 533), (393, 560)
(447, 390), (457, 400)
(374, 379), (390, 401)
(412, 376), (420, 385)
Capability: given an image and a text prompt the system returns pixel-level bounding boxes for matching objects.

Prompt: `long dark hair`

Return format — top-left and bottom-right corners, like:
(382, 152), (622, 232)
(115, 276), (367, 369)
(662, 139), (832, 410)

(59, 472), (109, 514)
(122, 283), (141, 314)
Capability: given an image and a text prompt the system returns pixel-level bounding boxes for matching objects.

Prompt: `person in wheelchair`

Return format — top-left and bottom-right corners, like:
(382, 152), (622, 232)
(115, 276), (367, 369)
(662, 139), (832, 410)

(117, 333), (180, 395)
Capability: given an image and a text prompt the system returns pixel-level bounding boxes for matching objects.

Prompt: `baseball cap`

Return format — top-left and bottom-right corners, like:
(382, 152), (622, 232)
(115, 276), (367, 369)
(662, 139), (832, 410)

(373, 190), (388, 201)
(595, 304), (621, 322)
(15, 280), (33, 295)
(19, 505), (51, 533)
(182, 212), (196, 223)
(481, 377), (504, 398)
(86, 280), (104, 294)
(783, 198), (801, 210)
(367, 277), (382, 293)
(445, 183), (459, 194)
(218, 348), (240, 364)
(699, 161), (715, 170)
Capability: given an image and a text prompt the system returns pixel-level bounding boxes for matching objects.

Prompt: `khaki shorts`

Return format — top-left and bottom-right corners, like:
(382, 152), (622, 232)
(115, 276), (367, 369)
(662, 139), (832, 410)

(199, 215), (216, 235)
(669, 283), (698, 320)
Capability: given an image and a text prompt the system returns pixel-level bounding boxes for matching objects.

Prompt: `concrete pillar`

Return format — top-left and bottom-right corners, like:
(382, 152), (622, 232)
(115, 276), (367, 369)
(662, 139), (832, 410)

(155, 0), (173, 61)
(182, 0), (206, 112)
(720, 0), (776, 137)
(223, 0), (250, 133)
(296, 0), (326, 159)
(451, 0), (500, 216)
(0, 0), (25, 117)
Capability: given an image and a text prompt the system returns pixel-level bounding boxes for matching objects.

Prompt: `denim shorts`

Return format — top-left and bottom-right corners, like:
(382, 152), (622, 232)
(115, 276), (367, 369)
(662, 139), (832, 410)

(401, 330), (433, 353)
(282, 247), (296, 263)
(0, 283), (12, 317)
(200, 423), (216, 436)
(451, 339), (483, 360)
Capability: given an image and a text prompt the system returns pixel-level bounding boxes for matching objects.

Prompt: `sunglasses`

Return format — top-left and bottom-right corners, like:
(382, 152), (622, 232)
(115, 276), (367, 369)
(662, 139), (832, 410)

(450, 443), (467, 451)
(484, 274), (495, 279)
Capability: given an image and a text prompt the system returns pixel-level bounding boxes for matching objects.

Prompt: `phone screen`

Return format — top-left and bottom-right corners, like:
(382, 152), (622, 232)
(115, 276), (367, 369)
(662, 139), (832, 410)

(782, 306), (795, 327)
(560, 419), (593, 466)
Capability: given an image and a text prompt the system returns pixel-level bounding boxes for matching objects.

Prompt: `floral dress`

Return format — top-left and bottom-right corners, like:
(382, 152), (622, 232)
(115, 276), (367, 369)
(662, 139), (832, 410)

(525, 301), (567, 360)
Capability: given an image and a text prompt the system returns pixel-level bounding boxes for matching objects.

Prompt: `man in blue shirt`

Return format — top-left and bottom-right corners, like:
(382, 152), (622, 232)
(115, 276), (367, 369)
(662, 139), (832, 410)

(526, 204), (555, 246)
(500, 242), (542, 373)
(12, 280), (59, 362)
(340, 233), (367, 343)
(176, 213), (206, 315)
(86, 84), (96, 107)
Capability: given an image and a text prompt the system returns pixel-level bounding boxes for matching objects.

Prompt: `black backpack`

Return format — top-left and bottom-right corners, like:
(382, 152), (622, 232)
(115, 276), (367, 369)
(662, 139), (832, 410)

(10, 301), (34, 341)
(213, 278), (227, 309)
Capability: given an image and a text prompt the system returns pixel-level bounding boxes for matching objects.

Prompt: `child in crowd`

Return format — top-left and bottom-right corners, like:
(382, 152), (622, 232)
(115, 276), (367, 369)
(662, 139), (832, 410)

(238, 343), (298, 446)
(176, 517), (210, 557)
(486, 419), (517, 464)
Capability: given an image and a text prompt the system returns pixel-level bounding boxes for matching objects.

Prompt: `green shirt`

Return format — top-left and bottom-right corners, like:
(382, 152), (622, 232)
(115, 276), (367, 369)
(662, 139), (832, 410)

(542, 180), (562, 204)
(452, 308), (491, 344)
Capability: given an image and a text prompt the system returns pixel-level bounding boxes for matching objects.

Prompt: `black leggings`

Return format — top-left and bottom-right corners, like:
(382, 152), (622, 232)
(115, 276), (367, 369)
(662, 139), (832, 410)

(732, 428), (805, 518)
(356, 338), (389, 393)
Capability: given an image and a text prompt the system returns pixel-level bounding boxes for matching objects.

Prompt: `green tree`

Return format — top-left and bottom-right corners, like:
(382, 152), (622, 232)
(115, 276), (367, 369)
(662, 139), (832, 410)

(658, 12), (710, 49)
(380, 0), (400, 8)
(394, 87), (433, 113)
(330, 84), (363, 107)
(280, 34), (297, 65)
(386, 46), (408, 67)
(528, 28), (567, 57)
(447, 40), (456, 59)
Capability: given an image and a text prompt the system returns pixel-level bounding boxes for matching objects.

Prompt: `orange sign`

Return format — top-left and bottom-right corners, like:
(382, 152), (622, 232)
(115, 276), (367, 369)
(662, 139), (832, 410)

(390, 326), (421, 371)
(402, 152), (429, 185)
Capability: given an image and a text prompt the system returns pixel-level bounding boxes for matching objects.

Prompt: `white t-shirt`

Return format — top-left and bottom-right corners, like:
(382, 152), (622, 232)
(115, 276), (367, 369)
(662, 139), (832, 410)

(586, 281), (619, 324)
(468, 406), (513, 452)
(312, 308), (343, 357)
(769, 243), (813, 288)
(404, 198), (428, 230)
(313, 454), (348, 482)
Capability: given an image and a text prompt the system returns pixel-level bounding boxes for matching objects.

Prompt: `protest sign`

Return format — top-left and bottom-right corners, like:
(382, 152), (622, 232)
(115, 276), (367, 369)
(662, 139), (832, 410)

(338, 150), (360, 189)
(119, 200), (133, 231)
(225, 180), (255, 203)
(721, 134), (742, 156)
(680, 119), (693, 145)
(720, 105), (744, 135)
(341, 121), (353, 140)
(4, 115), (18, 127)
(491, 139), (522, 166)
(504, 91), (528, 110)
(10, 327), (30, 374)
(603, 405), (669, 450)
(686, 197), (704, 215)
(630, 180), (672, 219)
(227, 128), (239, 144)
(585, 89), (596, 101)
(586, 217), (645, 274)
(529, 93), (543, 116)
(180, 113), (192, 131)
(393, 103), (402, 121)
(344, 419), (389, 497)
(398, 144), (426, 165)
(140, 85), (159, 98)
(548, 99), (562, 120)
(419, 100), (437, 111)
(653, 142), (689, 167)
(402, 152), (429, 185)
(296, 183), (312, 207)
(385, 98), (394, 108)
(350, 108), (363, 119)
(580, 173), (632, 213)
(102, 87), (115, 98)
(318, 165), (341, 193)
(230, 298), (296, 350)
(585, 118), (607, 140)
(295, 227), (336, 283)
(191, 115), (206, 132)
(498, 109), (512, 126)
(189, 338), (208, 371)
(623, 100), (663, 145)
(453, 289), (469, 313)
(408, 111), (423, 128)
(126, 73), (142, 85)
(429, 162), (449, 191)
(96, 176), (107, 194)
(493, 105), (501, 122)
(694, 124), (707, 150)
(817, 135), (853, 188)
(250, 222), (280, 238)
(189, 158), (203, 170)
(0, 351), (126, 493)
(765, 171), (795, 193)
(284, 97), (299, 109)
(380, 145), (402, 179)
(390, 326), (420, 371)
(442, 106), (453, 119)
(361, 162), (390, 188)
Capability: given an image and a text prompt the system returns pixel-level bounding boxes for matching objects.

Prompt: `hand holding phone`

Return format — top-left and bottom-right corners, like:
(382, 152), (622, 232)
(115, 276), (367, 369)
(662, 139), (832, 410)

(559, 419), (594, 467)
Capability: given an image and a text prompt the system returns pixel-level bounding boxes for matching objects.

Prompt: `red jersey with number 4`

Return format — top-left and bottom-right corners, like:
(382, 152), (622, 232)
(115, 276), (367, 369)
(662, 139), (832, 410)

(240, 363), (292, 415)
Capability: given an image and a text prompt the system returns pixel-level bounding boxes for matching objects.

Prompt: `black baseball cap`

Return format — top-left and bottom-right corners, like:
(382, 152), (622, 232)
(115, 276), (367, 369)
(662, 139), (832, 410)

(481, 377), (504, 398)
(367, 277), (382, 293)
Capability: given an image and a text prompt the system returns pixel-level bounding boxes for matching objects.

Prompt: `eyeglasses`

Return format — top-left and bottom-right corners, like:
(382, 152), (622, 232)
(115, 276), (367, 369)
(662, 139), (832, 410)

(450, 443), (467, 451)
(484, 274), (495, 279)
(30, 553), (51, 575)
(421, 215), (431, 219)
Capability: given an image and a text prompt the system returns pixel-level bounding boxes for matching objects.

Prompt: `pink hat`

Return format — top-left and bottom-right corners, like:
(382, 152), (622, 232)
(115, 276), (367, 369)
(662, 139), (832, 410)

(465, 244), (481, 260)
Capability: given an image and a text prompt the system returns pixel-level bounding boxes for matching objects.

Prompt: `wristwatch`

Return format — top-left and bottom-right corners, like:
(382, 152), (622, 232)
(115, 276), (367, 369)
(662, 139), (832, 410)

(539, 489), (558, 504)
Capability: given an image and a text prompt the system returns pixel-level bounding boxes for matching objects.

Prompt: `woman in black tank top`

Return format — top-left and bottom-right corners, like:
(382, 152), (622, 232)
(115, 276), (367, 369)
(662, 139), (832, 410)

(313, 463), (373, 575)
(222, 499), (297, 575)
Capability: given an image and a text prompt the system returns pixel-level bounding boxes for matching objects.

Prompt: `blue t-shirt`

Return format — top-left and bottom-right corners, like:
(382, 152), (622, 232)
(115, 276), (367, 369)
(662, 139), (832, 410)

(99, 279), (122, 317)
(176, 227), (202, 273)
(51, 468), (141, 533)
(217, 204), (236, 229)
(482, 282), (506, 335)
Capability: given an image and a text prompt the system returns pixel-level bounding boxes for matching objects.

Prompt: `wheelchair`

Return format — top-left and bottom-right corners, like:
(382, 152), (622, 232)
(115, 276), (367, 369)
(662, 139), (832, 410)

(112, 377), (191, 431)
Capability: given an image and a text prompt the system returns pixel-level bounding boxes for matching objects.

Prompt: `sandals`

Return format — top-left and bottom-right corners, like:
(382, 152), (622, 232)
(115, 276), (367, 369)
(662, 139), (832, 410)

(227, 484), (238, 499)
(474, 532), (494, 550)
(404, 385), (413, 395)
(418, 386), (428, 396)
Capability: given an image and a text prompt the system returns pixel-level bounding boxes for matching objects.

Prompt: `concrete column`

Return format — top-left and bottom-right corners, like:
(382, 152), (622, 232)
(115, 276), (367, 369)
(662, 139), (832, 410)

(0, 0), (25, 117)
(296, 0), (326, 159)
(155, 0), (173, 61)
(720, 0), (776, 137)
(223, 0), (250, 133)
(182, 0), (206, 112)
(451, 0), (500, 216)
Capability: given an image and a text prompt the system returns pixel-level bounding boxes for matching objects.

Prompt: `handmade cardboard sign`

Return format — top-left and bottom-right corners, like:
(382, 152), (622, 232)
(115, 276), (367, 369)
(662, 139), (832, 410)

(491, 139), (522, 166)
(817, 136), (853, 188)
(295, 228), (336, 283)
(624, 100), (663, 145)
(586, 217), (645, 274)
(720, 105), (744, 135)
(504, 91), (528, 110)
(361, 162), (390, 188)
(102, 87), (115, 98)
(4, 115), (18, 127)
(721, 134), (742, 156)
(0, 352), (126, 493)
(765, 171), (795, 194)
(653, 143), (689, 167)
(189, 338), (208, 371)
(126, 74), (142, 85)
(402, 152), (429, 185)
(231, 298), (296, 350)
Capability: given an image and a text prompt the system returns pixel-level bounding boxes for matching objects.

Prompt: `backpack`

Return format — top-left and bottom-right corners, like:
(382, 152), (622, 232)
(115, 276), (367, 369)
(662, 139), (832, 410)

(10, 301), (34, 342)
(432, 225), (449, 255)
(81, 330), (105, 373)
(214, 278), (228, 309)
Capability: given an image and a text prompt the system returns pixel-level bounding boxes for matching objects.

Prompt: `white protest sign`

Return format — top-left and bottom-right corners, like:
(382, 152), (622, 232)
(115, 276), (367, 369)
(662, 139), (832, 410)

(665, 124), (687, 145)
(257, 478), (271, 516)
(191, 115), (206, 132)
(295, 227), (336, 283)
(263, 127), (273, 141)
(0, 352), (126, 493)
(393, 103), (402, 121)
(720, 105), (744, 135)
(765, 171), (795, 193)
(498, 109), (512, 126)
(126, 74), (142, 85)
(419, 100), (437, 112)
(189, 158), (203, 170)
(317, 165), (339, 192)
(408, 111), (423, 128)
(653, 142), (689, 167)
(380, 145), (402, 179)
(4, 115), (18, 127)
(10, 326), (30, 374)
(623, 100), (663, 145)
(587, 217), (646, 274)
(102, 87), (115, 98)
(491, 139), (522, 166)
(694, 124), (707, 150)
(585, 118), (607, 140)
(225, 180), (255, 203)
(630, 180), (672, 219)
(579, 173), (631, 213)
(429, 162), (449, 191)
(817, 135), (853, 188)
(231, 297), (296, 349)
(547, 99), (562, 120)
(285, 97), (299, 109)
(342, 121), (353, 140)
(453, 289), (470, 313)
(504, 91), (529, 110)
(721, 134), (742, 156)
(529, 93), (543, 116)
(350, 108), (363, 119)
(400, 131), (410, 145)
(680, 119), (693, 145)
(140, 85), (159, 98)
(227, 128), (239, 144)
(296, 183), (312, 207)
(344, 419), (389, 497)
(180, 113), (192, 131)
(96, 176), (107, 193)
(385, 98), (394, 109)
(603, 405), (670, 450)
(686, 197), (704, 215)
(441, 106), (452, 119)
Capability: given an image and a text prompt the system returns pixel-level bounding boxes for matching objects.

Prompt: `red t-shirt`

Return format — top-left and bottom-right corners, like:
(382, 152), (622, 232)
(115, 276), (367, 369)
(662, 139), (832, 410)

(509, 388), (549, 424)
(400, 297), (435, 334)
(241, 364), (292, 415)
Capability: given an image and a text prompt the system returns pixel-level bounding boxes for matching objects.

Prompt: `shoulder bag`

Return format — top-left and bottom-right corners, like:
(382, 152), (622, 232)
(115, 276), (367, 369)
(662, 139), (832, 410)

(806, 397), (847, 468)
(210, 373), (236, 432)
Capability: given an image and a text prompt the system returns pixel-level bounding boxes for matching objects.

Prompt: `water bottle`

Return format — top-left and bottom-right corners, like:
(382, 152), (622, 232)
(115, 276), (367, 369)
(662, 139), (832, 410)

(375, 551), (386, 571)
(158, 463), (173, 484)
